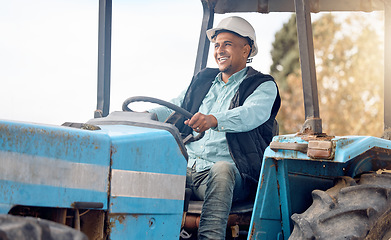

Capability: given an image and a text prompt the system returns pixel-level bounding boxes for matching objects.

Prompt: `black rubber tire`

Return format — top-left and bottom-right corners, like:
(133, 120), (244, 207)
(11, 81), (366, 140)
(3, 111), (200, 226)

(289, 172), (391, 240)
(0, 214), (88, 240)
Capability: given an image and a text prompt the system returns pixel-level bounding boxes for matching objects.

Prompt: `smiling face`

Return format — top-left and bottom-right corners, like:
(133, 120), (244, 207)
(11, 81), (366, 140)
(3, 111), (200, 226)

(213, 31), (251, 83)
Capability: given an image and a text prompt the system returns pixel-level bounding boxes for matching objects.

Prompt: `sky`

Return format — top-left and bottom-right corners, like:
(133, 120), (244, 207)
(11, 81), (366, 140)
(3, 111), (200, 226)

(0, 0), (292, 125)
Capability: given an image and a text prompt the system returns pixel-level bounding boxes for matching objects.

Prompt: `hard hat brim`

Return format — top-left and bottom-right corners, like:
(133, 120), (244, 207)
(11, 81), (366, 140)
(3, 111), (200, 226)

(206, 27), (258, 58)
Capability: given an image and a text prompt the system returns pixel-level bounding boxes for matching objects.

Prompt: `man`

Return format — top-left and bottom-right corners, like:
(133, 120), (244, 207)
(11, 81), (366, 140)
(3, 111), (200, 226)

(150, 16), (280, 239)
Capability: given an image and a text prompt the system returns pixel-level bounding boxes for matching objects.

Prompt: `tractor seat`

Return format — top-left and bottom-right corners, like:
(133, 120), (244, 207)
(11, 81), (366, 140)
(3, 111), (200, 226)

(185, 185), (254, 216)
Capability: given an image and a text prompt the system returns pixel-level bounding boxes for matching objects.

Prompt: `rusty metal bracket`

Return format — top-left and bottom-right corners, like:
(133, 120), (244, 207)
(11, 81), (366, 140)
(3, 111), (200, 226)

(270, 141), (308, 153)
(307, 140), (334, 159)
(300, 118), (323, 135)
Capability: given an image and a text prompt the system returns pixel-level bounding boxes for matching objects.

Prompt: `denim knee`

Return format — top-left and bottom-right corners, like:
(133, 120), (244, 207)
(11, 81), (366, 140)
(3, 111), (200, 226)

(208, 161), (237, 182)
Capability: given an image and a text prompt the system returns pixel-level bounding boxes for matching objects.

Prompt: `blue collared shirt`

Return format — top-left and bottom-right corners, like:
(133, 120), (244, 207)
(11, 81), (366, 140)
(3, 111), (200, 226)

(149, 67), (277, 172)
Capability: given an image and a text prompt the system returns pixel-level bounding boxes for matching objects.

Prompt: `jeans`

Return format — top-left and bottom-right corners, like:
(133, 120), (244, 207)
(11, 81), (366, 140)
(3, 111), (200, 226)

(186, 161), (250, 240)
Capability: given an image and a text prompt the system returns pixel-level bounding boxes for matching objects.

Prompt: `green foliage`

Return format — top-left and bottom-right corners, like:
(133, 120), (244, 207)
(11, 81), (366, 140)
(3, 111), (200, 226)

(270, 14), (300, 90)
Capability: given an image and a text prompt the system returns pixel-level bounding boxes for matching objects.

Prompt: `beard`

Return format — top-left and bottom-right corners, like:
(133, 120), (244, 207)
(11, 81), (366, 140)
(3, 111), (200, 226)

(219, 64), (232, 73)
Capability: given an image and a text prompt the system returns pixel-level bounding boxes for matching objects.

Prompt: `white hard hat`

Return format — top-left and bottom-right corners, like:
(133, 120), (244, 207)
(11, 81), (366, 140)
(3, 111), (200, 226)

(206, 16), (258, 58)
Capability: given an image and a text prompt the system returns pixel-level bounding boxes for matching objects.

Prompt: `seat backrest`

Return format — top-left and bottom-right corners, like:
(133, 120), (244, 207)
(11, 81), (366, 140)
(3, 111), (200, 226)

(272, 119), (279, 137)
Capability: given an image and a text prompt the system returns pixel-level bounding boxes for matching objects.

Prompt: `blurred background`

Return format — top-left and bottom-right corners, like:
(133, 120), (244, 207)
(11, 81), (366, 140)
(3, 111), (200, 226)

(0, 0), (384, 136)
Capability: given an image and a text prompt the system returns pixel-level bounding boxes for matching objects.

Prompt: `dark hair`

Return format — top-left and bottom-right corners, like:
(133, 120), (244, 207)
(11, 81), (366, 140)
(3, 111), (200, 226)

(212, 29), (254, 47)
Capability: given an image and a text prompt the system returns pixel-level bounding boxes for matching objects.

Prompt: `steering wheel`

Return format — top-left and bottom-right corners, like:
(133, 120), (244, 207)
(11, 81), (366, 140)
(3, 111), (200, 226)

(122, 96), (204, 144)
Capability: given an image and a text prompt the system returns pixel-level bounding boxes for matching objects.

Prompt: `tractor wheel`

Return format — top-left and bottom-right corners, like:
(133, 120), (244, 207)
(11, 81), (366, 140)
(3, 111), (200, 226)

(289, 172), (391, 240)
(0, 214), (87, 240)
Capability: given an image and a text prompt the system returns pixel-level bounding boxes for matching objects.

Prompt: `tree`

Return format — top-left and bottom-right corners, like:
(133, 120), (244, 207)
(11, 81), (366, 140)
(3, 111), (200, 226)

(271, 13), (384, 136)
(270, 15), (300, 91)
(270, 15), (304, 134)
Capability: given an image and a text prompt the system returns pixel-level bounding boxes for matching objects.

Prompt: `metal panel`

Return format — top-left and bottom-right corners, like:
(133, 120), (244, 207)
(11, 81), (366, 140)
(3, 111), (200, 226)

(248, 157), (283, 240)
(108, 214), (183, 239)
(101, 125), (187, 214)
(95, 0), (112, 118)
(0, 120), (111, 211)
(276, 160), (292, 237)
(102, 125), (186, 239)
(0, 152), (107, 192)
(111, 169), (185, 200)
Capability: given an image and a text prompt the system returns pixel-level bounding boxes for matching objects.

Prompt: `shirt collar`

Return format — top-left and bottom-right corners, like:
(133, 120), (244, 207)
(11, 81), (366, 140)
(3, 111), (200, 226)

(214, 67), (248, 84)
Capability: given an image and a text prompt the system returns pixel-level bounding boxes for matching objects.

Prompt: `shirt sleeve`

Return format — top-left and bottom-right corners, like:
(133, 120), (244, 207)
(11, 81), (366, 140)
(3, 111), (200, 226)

(211, 81), (277, 132)
(148, 90), (186, 122)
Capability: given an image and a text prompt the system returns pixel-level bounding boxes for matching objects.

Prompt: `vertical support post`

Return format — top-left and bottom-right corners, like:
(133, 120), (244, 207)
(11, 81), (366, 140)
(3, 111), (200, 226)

(295, 0), (322, 134)
(74, 209), (80, 230)
(95, 0), (112, 118)
(53, 208), (67, 225)
(193, 0), (215, 76)
(385, 2), (391, 131)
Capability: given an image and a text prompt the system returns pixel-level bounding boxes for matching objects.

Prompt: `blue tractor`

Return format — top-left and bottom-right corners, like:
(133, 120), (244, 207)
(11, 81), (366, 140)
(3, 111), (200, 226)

(182, 1), (391, 239)
(1, 0), (391, 239)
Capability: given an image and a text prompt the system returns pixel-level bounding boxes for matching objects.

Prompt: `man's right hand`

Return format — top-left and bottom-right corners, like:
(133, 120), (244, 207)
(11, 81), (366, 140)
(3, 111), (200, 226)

(184, 113), (217, 133)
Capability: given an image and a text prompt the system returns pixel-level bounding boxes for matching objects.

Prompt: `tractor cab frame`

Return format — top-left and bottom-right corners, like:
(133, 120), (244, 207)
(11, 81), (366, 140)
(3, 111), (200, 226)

(95, 0), (391, 137)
